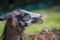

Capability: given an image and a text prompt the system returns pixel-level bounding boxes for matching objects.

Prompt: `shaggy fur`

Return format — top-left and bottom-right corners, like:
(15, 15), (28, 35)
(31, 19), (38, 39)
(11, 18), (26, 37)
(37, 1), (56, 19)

(23, 31), (60, 40)
(2, 17), (26, 40)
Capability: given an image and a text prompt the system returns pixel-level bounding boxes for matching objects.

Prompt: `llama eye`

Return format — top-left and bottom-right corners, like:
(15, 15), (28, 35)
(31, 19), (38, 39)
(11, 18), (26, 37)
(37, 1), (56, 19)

(16, 15), (22, 20)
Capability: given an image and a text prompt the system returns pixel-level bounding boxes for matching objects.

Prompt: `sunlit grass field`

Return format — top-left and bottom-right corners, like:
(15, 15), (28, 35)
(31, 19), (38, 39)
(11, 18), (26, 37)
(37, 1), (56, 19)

(0, 6), (60, 36)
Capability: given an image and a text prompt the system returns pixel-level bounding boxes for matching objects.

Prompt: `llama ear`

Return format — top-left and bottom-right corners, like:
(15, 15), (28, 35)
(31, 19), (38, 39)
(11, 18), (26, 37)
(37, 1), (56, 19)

(0, 16), (6, 21)
(0, 14), (7, 21)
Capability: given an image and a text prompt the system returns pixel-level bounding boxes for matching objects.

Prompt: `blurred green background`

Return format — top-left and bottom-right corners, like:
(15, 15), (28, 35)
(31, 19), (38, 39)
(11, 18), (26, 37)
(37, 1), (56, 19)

(0, 0), (60, 37)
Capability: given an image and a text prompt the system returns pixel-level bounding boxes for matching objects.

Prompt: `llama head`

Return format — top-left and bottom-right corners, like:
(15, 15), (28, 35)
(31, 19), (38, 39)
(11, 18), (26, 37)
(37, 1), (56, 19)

(0, 9), (43, 28)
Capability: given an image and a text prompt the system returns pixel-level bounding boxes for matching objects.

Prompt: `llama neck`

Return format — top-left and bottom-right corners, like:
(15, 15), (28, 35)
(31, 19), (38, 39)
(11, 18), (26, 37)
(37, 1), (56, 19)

(3, 18), (24, 40)
(3, 25), (24, 40)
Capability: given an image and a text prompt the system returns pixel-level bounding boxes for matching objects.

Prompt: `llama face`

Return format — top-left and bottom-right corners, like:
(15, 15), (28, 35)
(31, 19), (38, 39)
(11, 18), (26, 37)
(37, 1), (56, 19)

(19, 9), (43, 24)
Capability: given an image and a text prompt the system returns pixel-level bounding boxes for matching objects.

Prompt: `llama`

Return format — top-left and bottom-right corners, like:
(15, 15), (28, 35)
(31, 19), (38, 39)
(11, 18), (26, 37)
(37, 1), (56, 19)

(0, 9), (43, 40)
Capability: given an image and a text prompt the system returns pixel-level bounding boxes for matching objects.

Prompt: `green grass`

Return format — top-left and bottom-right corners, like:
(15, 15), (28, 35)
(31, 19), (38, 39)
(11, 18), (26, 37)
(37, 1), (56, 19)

(0, 6), (60, 36)
(0, 21), (6, 36)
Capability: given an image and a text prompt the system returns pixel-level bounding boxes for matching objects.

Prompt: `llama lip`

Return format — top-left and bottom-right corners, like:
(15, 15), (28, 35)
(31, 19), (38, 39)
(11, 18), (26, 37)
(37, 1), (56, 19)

(0, 9), (44, 40)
